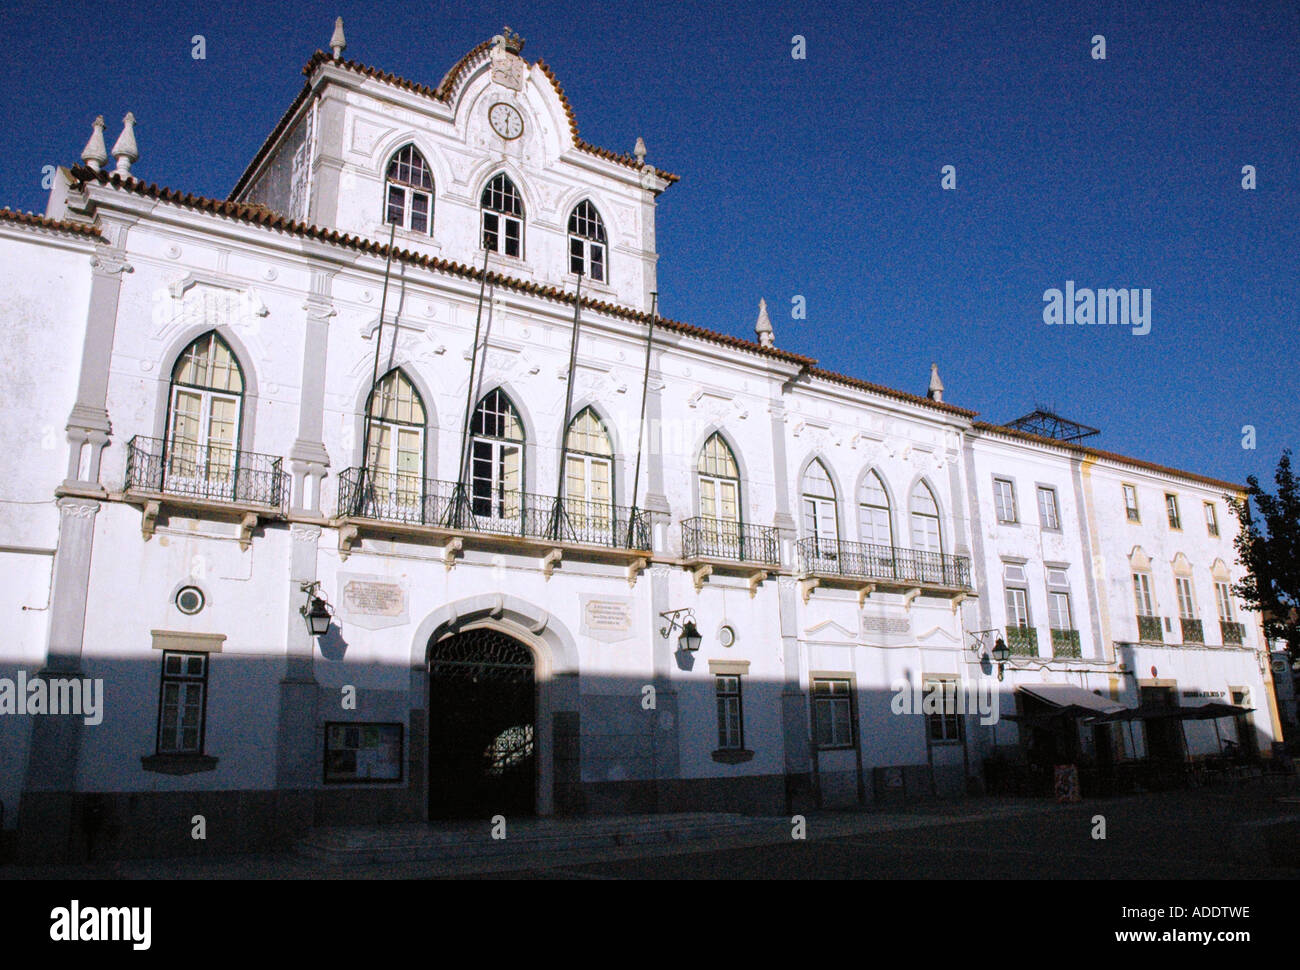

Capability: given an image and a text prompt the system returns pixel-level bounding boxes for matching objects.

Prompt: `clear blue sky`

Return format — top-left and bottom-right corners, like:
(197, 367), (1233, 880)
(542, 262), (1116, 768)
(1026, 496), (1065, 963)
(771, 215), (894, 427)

(2, 0), (1295, 488)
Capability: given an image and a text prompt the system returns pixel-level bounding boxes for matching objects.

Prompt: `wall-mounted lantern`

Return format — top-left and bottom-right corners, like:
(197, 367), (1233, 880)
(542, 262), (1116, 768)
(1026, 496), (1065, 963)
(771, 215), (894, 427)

(660, 608), (703, 652)
(300, 581), (335, 637)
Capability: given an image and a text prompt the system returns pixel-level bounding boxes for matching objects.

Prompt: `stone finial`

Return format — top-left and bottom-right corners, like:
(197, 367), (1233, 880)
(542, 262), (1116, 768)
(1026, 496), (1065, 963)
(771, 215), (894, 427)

(755, 298), (774, 347)
(927, 362), (944, 402)
(81, 115), (108, 172)
(330, 17), (346, 58)
(634, 137), (647, 165)
(111, 112), (138, 176)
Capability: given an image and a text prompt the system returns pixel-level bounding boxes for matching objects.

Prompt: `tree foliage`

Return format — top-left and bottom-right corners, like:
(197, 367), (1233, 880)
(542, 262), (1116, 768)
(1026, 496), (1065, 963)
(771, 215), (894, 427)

(1229, 449), (1300, 657)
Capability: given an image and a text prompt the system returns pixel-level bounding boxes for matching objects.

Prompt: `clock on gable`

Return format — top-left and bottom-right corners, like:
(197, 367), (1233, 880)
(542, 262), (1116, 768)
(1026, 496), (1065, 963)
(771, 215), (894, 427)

(489, 102), (523, 140)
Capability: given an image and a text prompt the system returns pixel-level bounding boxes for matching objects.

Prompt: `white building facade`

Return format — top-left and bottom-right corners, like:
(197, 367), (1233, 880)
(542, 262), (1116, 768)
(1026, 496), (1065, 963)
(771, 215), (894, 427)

(0, 27), (1283, 861)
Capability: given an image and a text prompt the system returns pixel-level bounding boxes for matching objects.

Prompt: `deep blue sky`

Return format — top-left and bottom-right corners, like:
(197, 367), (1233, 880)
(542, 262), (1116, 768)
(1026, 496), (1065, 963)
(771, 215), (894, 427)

(2, 0), (1295, 488)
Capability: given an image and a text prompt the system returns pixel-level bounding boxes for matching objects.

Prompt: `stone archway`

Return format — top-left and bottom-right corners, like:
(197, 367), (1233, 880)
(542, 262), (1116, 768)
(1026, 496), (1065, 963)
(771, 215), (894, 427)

(427, 627), (536, 819)
(411, 595), (581, 817)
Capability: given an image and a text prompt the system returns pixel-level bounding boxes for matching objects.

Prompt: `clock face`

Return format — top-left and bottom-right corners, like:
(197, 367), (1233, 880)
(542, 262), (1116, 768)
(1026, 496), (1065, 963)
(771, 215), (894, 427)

(489, 103), (523, 140)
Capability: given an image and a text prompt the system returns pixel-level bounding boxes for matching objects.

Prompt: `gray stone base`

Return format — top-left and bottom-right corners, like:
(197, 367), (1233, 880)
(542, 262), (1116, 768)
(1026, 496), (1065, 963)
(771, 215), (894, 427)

(10, 787), (422, 863)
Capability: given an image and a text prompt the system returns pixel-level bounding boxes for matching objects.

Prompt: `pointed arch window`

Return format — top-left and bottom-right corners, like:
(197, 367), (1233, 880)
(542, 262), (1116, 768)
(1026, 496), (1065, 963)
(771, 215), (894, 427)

(470, 389), (524, 521)
(166, 331), (244, 497)
(909, 481), (942, 553)
(567, 200), (607, 282)
(802, 460), (839, 568)
(563, 407), (614, 540)
(858, 470), (893, 547)
(481, 173), (524, 257)
(365, 369), (426, 509)
(697, 433), (742, 555)
(384, 144), (434, 234)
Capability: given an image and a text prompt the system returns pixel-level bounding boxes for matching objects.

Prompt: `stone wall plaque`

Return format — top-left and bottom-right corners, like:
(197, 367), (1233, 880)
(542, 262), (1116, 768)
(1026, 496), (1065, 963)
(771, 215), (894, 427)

(339, 573), (409, 631)
(580, 594), (635, 643)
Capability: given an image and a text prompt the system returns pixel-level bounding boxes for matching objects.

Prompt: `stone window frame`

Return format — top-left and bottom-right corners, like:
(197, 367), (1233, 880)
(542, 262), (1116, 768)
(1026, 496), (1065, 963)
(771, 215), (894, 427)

(709, 659), (752, 763)
(141, 630), (224, 776)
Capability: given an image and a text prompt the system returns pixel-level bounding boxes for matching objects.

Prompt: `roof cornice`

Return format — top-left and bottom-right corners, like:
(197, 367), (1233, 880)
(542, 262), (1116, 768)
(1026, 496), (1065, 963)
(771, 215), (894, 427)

(971, 421), (1245, 493)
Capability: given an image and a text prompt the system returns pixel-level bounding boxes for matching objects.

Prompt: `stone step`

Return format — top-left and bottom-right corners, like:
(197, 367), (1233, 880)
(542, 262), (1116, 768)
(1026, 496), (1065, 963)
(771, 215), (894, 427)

(295, 813), (784, 864)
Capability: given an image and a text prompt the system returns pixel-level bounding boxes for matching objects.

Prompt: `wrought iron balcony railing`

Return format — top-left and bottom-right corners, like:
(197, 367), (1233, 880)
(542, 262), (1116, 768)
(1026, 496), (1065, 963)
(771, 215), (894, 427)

(680, 517), (780, 566)
(1180, 617), (1204, 644)
(1006, 625), (1039, 656)
(335, 468), (651, 551)
(125, 436), (289, 511)
(794, 537), (972, 590)
(1137, 614), (1164, 643)
(1050, 628), (1082, 658)
(1220, 621), (1245, 646)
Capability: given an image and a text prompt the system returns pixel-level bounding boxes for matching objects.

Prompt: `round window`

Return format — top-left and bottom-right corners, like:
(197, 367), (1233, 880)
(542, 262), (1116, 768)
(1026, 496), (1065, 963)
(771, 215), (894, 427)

(718, 625), (736, 648)
(176, 586), (205, 615)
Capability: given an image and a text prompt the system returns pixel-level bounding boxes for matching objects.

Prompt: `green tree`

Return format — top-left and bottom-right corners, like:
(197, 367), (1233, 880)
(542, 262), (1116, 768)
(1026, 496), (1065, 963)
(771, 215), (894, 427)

(1229, 449), (1300, 658)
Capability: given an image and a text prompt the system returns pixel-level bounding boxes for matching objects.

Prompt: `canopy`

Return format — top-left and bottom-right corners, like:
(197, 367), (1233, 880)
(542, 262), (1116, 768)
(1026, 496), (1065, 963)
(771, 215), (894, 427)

(1088, 701), (1253, 723)
(1016, 684), (1126, 717)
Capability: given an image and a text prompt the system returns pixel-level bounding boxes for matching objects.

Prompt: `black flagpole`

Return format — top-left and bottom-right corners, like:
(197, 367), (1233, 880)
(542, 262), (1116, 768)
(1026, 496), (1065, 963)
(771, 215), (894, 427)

(356, 221), (398, 514)
(626, 292), (658, 549)
(452, 241), (494, 526)
(549, 271), (584, 541)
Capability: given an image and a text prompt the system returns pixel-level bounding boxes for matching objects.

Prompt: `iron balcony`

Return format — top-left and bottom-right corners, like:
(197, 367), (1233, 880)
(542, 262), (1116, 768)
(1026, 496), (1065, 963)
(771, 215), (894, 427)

(1137, 614), (1164, 643)
(794, 536), (972, 592)
(1180, 617), (1204, 645)
(124, 435), (290, 512)
(1050, 628), (1082, 658)
(335, 467), (651, 553)
(680, 517), (781, 567)
(1006, 625), (1039, 657)
(1220, 621), (1245, 646)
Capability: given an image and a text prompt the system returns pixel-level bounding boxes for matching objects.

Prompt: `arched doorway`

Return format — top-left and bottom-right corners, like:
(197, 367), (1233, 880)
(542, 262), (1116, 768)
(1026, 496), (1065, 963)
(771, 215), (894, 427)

(427, 628), (536, 819)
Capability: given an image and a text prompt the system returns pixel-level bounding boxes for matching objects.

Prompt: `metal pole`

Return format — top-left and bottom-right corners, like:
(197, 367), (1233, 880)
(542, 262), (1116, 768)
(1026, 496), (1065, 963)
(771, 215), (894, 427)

(626, 292), (658, 548)
(453, 243), (494, 524)
(550, 272), (584, 539)
(356, 222), (398, 512)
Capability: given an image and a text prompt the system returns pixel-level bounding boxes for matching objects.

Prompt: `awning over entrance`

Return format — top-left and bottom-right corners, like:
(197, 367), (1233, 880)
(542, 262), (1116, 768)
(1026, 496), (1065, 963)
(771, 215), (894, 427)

(1016, 684), (1126, 717)
(1088, 701), (1254, 723)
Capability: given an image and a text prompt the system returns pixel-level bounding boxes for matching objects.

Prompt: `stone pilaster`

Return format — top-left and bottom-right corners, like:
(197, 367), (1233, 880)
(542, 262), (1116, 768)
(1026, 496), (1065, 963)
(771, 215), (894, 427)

(289, 270), (336, 513)
(275, 524), (322, 791)
(777, 575), (814, 812)
(17, 497), (101, 862)
(64, 238), (134, 491)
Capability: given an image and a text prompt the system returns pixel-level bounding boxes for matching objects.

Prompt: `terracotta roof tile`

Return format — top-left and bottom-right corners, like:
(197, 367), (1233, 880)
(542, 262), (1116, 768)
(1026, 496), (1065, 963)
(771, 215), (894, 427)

(72, 166), (794, 366)
(0, 208), (102, 239)
(972, 421), (1245, 492)
(809, 367), (978, 418)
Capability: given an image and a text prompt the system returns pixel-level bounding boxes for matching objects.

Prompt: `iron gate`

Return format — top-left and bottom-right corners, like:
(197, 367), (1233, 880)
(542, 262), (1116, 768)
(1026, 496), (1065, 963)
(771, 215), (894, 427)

(427, 628), (536, 819)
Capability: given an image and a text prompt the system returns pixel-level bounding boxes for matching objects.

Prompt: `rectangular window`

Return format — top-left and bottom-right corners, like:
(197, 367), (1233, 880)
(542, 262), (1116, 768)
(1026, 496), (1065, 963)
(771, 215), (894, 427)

(716, 675), (744, 750)
(1037, 486), (1060, 530)
(156, 651), (208, 755)
(1133, 572), (1154, 616)
(503, 216), (521, 257)
(1005, 586), (1030, 627)
(1205, 502), (1219, 537)
(1175, 576), (1196, 619)
(812, 679), (853, 749)
(1216, 582), (1235, 622)
(589, 242), (605, 282)
(923, 677), (964, 743)
(1123, 484), (1140, 522)
(385, 185), (405, 226)
(993, 478), (1017, 523)
(569, 237), (585, 276)
(1048, 591), (1073, 630)
(409, 192), (429, 233)
(1166, 493), (1181, 530)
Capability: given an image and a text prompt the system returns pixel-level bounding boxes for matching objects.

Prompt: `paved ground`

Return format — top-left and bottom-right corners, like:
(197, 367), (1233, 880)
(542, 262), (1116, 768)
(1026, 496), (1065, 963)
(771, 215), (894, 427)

(4, 782), (1298, 880)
